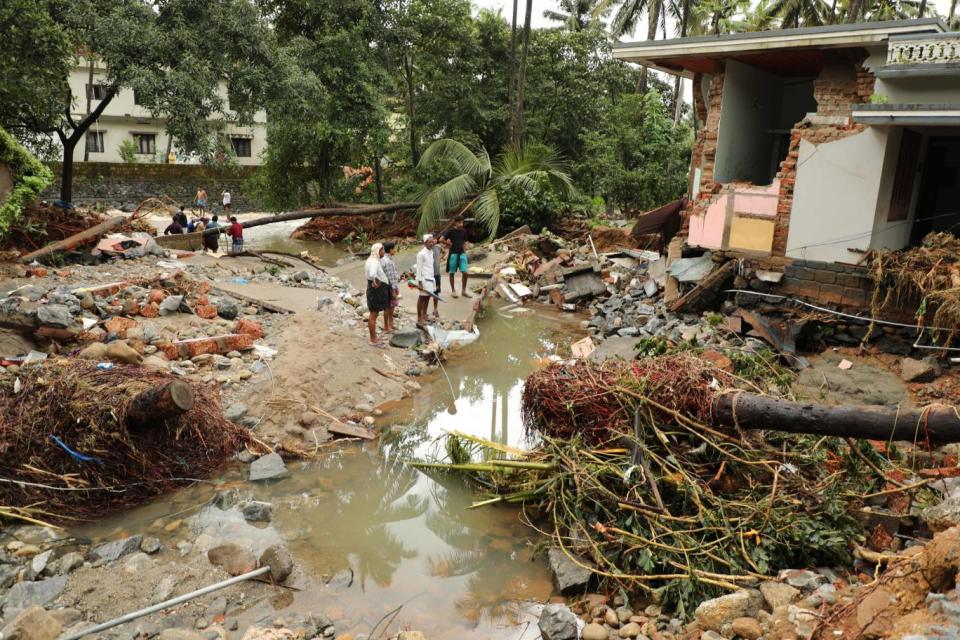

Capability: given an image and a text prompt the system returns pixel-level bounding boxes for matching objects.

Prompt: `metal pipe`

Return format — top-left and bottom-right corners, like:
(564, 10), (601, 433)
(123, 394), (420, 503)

(60, 565), (272, 640)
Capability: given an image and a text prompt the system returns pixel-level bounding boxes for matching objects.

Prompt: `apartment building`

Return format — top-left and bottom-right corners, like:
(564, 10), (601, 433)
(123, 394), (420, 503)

(70, 58), (267, 166)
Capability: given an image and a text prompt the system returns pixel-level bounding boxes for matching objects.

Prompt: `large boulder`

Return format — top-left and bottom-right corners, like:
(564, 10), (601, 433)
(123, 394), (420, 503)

(900, 357), (937, 382)
(538, 604), (579, 640)
(249, 453), (290, 482)
(759, 581), (800, 609)
(207, 543), (256, 576)
(259, 544), (294, 583)
(3, 576), (67, 614)
(546, 547), (592, 594)
(694, 589), (764, 632)
(0, 606), (62, 640)
(91, 535), (143, 563)
(922, 495), (960, 532)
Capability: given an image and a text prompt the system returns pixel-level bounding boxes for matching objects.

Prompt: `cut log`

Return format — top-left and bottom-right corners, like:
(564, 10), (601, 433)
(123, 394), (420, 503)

(19, 216), (127, 263)
(125, 381), (195, 426)
(712, 392), (960, 443)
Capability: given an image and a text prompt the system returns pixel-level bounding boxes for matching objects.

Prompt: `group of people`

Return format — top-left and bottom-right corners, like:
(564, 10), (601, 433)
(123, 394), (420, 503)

(163, 205), (245, 254)
(364, 218), (472, 348)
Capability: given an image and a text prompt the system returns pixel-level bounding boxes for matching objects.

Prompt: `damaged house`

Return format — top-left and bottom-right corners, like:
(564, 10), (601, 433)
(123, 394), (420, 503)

(614, 18), (960, 310)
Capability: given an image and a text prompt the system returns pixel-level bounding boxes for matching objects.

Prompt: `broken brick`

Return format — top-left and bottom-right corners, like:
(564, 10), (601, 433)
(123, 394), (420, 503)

(122, 300), (141, 316)
(196, 294), (210, 306)
(140, 303), (159, 318)
(104, 316), (138, 337)
(149, 289), (166, 304)
(233, 319), (263, 340)
(26, 268), (48, 278)
(195, 304), (218, 320)
(197, 282), (212, 295)
(918, 467), (960, 479)
(158, 333), (254, 360)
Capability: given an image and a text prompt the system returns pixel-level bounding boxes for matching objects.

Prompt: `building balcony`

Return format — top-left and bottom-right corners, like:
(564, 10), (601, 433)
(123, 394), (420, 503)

(875, 32), (960, 78)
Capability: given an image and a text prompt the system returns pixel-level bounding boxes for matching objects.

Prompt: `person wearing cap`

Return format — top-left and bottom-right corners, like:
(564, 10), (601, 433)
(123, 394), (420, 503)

(416, 234), (436, 329)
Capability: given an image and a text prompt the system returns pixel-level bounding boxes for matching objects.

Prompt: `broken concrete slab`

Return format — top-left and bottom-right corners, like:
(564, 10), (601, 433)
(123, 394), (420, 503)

(901, 357), (938, 382)
(668, 253), (714, 283)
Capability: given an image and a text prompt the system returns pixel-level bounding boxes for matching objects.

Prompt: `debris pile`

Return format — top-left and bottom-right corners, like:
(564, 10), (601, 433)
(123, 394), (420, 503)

(0, 360), (251, 522)
(0, 203), (154, 258)
(868, 231), (960, 345)
(417, 353), (938, 612)
(291, 211), (417, 244)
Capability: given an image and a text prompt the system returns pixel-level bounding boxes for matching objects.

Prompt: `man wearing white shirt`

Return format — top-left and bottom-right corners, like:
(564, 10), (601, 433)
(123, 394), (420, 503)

(416, 234), (436, 328)
(221, 189), (232, 213)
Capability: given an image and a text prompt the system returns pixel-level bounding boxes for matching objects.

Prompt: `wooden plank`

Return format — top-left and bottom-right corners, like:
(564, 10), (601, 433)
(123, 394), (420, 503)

(20, 216), (127, 263)
(328, 422), (375, 440)
(668, 259), (736, 313)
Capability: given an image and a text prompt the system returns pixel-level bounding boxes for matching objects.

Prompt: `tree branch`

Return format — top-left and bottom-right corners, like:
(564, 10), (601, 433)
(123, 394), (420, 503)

(68, 87), (118, 144)
(64, 87), (78, 130)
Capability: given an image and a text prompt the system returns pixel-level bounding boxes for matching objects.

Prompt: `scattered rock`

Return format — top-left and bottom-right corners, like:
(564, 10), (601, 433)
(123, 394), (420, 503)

(159, 631), (206, 640)
(249, 453), (290, 482)
(779, 569), (826, 591)
(216, 299), (240, 320)
(547, 547), (592, 594)
(141, 536), (162, 554)
(242, 501), (274, 523)
(603, 608), (619, 627)
(921, 495), (960, 532)
(538, 603), (579, 640)
(582, 622), (608, 640)
(210, 489), (246, 510)
(36, 304), (72, 329)
(260, 545), (294, 583)
(618, 622), (641, 638)
(694, 589), (764, 632)
(105, 340), (143, 364)
(153, 575), (178, 601)
(901, 357), (937, 383)
(122, 552), (153, 575)
(389, 331), (421, 349)
(729, 617), (763, 640)
(224, 403), (248, 423)
(760, 581), (800, 610)
(30, 550), (53, 576)
(207, 544), (256, 576)
(0, 605), (62, 640)
(91, 535), (144, 563)
(3, 575), (68, 613)
(78, 342), (109, 360)
(54, 552), (84, 576)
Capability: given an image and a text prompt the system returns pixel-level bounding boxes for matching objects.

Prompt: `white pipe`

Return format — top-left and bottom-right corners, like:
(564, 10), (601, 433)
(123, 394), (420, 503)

(60, 565), (272, 640)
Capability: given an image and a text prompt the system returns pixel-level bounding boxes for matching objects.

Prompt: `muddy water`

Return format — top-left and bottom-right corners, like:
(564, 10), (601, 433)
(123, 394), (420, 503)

(73, 310), (584, 639)
(242, 218), (357, 268)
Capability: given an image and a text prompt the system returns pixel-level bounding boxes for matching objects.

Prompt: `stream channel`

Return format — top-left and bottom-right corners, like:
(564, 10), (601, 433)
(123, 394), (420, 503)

(75, 221), (586, 640)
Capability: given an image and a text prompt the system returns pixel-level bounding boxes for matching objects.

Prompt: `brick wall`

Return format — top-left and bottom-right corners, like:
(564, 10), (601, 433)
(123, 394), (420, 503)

(778, 259), (873, 309)
(42, 162), (264, 212)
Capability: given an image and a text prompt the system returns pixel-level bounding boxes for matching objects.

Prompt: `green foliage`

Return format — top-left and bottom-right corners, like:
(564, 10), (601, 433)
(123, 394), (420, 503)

(580, 91), (692, 213)
(416, 139), (576, 238)
(729, 347), (795, 393)
(117, 140), (138, 164)
(0, 127), (53, 235)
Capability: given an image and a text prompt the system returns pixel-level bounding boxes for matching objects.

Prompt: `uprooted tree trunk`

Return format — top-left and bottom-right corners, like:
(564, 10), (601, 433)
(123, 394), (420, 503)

(712, 392), (960, 443)
(199, 202), (420, 238)
(125, 380), (195, 427)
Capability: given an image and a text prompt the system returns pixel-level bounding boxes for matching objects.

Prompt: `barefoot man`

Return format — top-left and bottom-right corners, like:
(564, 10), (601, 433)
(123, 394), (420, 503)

(416, 234), (436, 329)
(442, 218), (471, 298)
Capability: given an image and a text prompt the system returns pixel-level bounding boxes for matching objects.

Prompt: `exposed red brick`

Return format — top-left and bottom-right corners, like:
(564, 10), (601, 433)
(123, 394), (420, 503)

(195, 304), (218, 320)
(158, 333), (254, 360)
(26, 268), (48, 278)
(104, 316), (138, 337)
(140, 302), (159, 318)
(149, 289), (166, 304)
(196, 294), (210, 306)
(233, 319), (263, 340)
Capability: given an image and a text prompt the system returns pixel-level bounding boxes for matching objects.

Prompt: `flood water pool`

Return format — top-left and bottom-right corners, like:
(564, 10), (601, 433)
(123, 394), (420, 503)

(73, 309), (585, 639)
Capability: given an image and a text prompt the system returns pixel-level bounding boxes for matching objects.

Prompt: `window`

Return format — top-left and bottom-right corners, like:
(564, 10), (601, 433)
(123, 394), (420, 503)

(888, 130), (922, 222)
(134, 133), (156, 155)
(230, 137), (252, 158)
(85, 131), (104, 153)
(133, 89), (142, 105)
(86, 84), (107, 100)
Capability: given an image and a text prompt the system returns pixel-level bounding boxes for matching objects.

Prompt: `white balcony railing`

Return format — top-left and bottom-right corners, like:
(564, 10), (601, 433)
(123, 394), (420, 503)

(887, 35), (960, 65)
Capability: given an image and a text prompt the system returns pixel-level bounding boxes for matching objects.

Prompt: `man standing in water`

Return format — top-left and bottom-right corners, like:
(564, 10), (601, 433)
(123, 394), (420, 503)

(195, 187), (207, 216)
(442, 218), (471, 298)
(416, 234), (436, 329)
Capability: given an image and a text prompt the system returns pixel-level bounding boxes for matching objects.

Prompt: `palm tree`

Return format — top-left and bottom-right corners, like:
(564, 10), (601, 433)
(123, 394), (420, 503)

(596, 0), (665, 90)
(737, 0), (778, 29)
(544, 0), (608, 30)
(767, 0), (832, 26)
(416, 139), (576, 238)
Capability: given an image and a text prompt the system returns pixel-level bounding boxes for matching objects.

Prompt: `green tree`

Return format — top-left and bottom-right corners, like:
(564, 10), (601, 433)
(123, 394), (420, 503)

(767, 0), (832, 27)
(256, 0), (389, 207)
(543, 0), (609, 30)
(580, 91), (691, 213)
(416, 138), (575, 238)
(1, 0), (275, 203)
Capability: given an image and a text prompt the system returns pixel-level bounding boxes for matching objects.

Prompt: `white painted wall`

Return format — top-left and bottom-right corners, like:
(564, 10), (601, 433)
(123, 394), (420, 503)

(786, 127), (892, 262)
(67, 59), (266, 165)
(864, 47), (960, 105)
(714, 60), (783, 185)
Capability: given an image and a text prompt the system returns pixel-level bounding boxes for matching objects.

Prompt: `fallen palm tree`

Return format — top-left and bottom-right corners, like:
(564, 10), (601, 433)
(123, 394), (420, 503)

(0, 360), (254, 523)
(415, 355), (939, 613)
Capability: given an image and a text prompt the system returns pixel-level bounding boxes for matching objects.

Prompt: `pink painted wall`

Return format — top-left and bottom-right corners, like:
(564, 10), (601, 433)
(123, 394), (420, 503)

(732, 180), (779, 218)
(688, 193), (727, 249)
